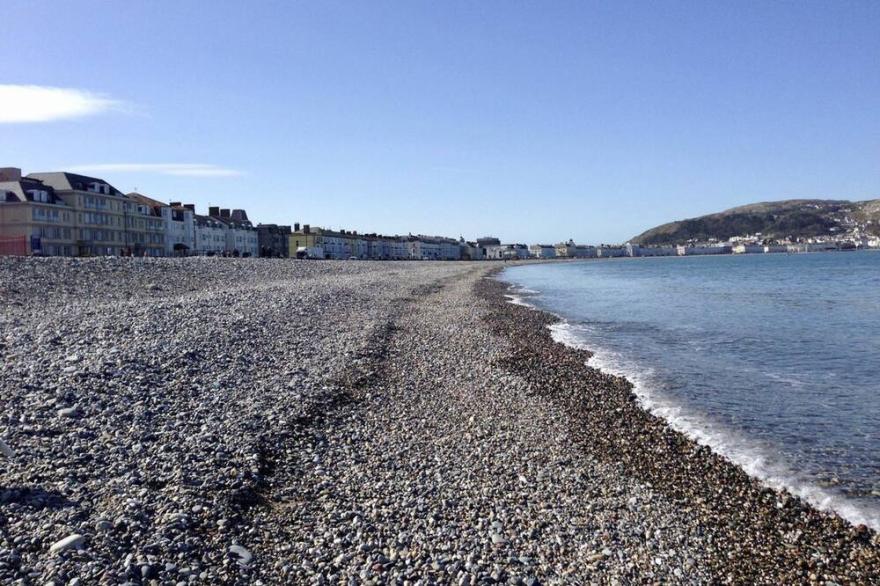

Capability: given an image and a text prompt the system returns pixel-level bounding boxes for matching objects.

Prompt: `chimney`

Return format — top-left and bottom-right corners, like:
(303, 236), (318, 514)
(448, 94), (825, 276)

(0, 167), (22, 181)
(209, 206), (220, 217)
(294, 223), (300, 232)
(169, 201), (181, 207)
(232, 209), (249, 222)
(184, 204), (195, 212)
(220, 209), (231, 219)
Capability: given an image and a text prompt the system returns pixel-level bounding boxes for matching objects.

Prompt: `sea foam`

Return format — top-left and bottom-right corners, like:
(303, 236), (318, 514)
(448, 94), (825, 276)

(510, 290), (880, 531)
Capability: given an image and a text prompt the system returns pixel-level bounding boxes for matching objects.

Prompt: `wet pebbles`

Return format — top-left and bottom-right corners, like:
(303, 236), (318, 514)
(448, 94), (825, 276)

(477, 276), (880, 584)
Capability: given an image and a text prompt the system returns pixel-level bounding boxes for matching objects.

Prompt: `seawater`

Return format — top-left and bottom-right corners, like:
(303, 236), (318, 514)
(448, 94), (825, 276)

(500, 251), (880, 530)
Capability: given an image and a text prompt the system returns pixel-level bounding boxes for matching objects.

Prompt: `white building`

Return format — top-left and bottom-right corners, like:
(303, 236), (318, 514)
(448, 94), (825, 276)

(367, 237), (390, 260)
(206, 207), (258, 257)
(596, 245), (626, 258)
(194, 215), (227, 255)
(163, 204), (195, 255)
(351, 236), (368, 259)
(408, 238), (441, 260)
(732, 243), (765, 254)
(225, 223), (258, 257)
(326, 232), (351, 259)
(676, 244), (732, 256)
(389, 238), (409, 260)
(486, 243), (530, 260)
(627, 244), (677, 257)
(438, 238), (462, 260)
(529, 244), (556, 258)
(128, 193), (196, 256)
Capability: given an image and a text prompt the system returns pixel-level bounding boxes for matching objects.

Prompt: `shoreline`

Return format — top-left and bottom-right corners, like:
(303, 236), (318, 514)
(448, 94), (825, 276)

(478, 272), (880, 582)
(503, 276), (880, 533)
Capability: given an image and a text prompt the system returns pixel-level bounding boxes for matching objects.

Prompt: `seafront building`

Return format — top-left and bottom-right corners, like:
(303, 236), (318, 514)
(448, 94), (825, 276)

(125, 194), (260, 257)
(0, 168), (166, 257)
(127, 193), (197, 256)
(29, 171), (166, 257)
(596, 245), (626, 258)
(207, 207), (259, 257)
(553, 240), (598, 258)
(460, 241), (486, 260)
(286, 225), (465, 260)
(257, 224), (292, 257)
(194, 214), (227, 255)
(529, 244), (556, 258)
(485, 243), (530, 260)
(0, 168), (76, 256)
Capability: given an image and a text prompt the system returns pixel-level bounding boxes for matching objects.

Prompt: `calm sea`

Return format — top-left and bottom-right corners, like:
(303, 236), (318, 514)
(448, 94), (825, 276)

(500, 251), (880, 530)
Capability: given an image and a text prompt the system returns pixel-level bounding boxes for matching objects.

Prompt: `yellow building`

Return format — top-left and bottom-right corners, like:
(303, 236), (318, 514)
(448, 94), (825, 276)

(28, 171), (164, 256)
(0, 168), (76, 256)
(289, 224), (320, 253)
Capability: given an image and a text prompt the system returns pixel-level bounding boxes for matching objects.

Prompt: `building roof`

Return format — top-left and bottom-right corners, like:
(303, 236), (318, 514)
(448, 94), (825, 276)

(193, 214), (222, 227)
(126, 192), (166, 209)
(0, 178), (67, 205)
(27, 172), (124, 196)
(256, 223), (292, 233)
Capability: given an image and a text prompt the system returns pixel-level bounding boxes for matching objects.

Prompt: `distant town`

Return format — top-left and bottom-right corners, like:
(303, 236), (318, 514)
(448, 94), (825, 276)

(1, 166), (878, 261)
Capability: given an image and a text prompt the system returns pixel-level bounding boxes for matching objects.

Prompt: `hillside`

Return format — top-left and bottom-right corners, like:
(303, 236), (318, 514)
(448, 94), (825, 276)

(630, 199), (880, 245)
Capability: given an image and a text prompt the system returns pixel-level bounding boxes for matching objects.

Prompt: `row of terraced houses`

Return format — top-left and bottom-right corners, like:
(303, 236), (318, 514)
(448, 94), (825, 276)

(0, 167), (519, 260)
(0, 168), (261, 257)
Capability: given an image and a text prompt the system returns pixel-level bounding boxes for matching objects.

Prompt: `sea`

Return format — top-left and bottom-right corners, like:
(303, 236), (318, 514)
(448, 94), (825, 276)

(499, 250), (880, 530)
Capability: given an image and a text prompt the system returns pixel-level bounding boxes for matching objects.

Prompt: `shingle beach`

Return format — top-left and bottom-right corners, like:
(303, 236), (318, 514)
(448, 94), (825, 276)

(0, 258), (877, 584)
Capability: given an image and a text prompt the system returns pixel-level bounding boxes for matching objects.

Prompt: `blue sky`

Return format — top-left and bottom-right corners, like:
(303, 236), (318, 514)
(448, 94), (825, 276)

(2, 1), (878, 243)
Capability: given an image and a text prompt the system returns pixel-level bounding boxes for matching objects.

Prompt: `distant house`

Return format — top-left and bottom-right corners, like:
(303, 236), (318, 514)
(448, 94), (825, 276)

(208, 207), (259, 257)
(460, 240), (485, 261)
(555, 240), (576, 258)
(596, 245), (626, 258)
(194, 214), (227, 255)
(486, 243), (529, 260)
(127, 193), (197, 256)
(732, 243), (765, 254)
(257, 223), (292, 257)
(529, 244), (556, 258)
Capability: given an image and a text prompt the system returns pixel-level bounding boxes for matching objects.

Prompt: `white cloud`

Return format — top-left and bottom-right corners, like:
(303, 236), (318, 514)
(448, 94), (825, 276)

(67, 163), (243, 177)
(0, 85), (124, 123)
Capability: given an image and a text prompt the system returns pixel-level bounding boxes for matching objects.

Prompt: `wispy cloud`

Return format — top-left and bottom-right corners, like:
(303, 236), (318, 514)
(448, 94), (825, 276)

(0, 85), (125, 123)
(67, 163), (244, 177)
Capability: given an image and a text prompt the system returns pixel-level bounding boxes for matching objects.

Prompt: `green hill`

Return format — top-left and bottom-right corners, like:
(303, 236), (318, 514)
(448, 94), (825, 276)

(630, 199), (880, 245)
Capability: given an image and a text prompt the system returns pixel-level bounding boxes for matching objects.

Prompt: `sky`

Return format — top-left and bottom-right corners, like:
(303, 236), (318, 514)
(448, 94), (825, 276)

(1, 1), (878, 244)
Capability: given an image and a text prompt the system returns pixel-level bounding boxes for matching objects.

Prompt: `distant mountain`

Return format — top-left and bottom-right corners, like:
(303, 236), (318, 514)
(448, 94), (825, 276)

(630, 199), (880, 246)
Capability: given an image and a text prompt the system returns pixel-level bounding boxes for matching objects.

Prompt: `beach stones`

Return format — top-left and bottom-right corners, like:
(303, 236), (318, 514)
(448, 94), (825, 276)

(0, 438), (14, 459)
(228, 545), (252, 566)
(49, 534), (85, 554)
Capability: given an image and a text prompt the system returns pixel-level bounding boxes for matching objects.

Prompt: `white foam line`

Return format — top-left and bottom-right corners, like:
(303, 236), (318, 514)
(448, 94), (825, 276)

(500, 283), (880, 531)
(503, 293), (533, 307)
(503, 285), (543, 309)
(548, 320), (880, 531)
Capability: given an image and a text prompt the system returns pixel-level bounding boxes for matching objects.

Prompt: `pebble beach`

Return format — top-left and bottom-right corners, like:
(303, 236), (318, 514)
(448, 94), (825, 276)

(0, 258), (878, 584)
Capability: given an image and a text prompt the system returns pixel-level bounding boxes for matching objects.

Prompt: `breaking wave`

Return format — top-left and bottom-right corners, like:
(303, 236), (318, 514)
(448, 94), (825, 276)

(508, 289), (880, 531)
